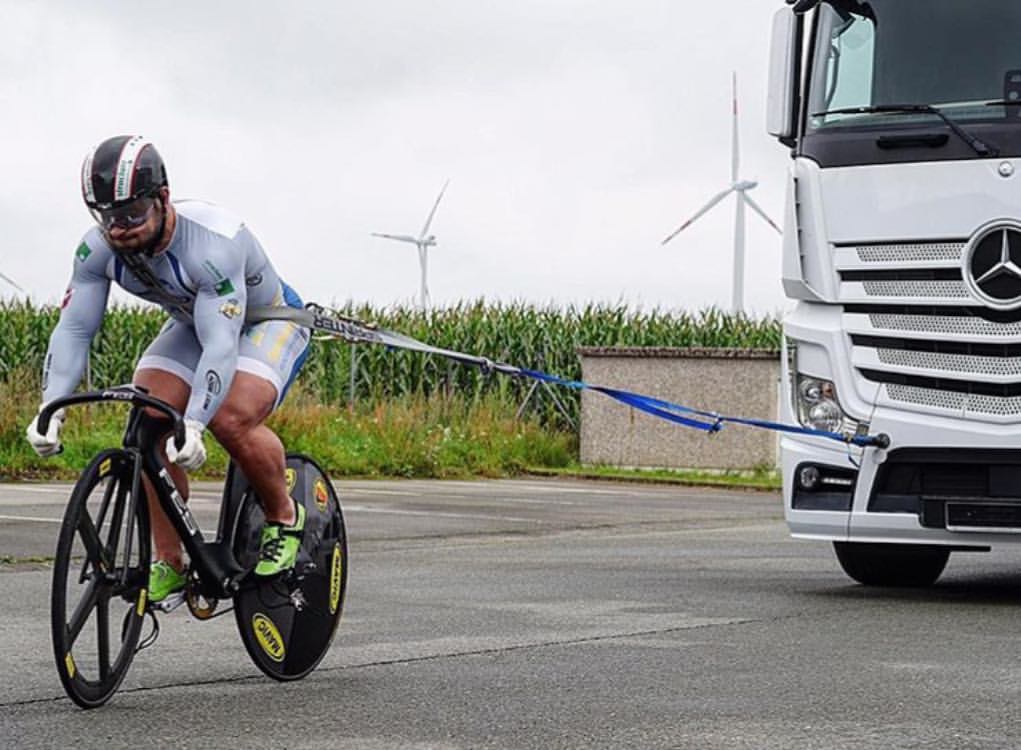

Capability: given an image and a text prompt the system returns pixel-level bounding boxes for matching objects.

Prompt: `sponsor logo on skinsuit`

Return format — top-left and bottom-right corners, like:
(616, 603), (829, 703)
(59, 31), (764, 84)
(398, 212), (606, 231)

(61, 287), (74, 309)
(329, 544), (344, 615)
(246, 273), (263, 287)
(252, 613), (286, 662)
(314, 478), (329, 512)
(214, 278), (235, 296)
(219, 299), (242, 319)
(75, 242), (91, 262)
(203, 370), (221, 410)
(202, 259), (224, 279)
(205, 370), (222, 395)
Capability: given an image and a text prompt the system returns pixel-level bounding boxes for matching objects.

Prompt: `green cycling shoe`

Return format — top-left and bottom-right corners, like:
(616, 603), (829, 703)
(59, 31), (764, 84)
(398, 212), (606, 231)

(255, 502), (306, 577)
(148, 560), (187, 603)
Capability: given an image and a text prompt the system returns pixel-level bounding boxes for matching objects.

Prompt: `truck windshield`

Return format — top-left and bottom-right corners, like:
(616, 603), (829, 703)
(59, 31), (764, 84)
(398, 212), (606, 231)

(807, 0), (1021, 132)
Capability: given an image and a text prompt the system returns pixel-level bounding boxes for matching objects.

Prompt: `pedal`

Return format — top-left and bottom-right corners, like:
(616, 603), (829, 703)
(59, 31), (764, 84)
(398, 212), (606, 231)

(150, 591), (187, 613)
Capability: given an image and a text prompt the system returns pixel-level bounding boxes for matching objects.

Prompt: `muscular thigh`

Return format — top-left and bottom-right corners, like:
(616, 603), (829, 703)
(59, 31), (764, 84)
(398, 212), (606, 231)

(208, 372), (277, 444)
(133, 368), (190, 416)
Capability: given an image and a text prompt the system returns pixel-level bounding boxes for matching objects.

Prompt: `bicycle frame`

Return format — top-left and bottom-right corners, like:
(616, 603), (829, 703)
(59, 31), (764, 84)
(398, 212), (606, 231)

(41, 386), (252, 600)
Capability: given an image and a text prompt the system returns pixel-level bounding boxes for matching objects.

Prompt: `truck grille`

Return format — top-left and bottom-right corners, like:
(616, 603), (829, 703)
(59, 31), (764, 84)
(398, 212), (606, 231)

(837, 240), (1021, 421)
(840, 269), (969, 300)
(866, 312), (1021, 337)
(883, 384), (1021, 417)
(877, 349), (1021, 377)
(855, 242), (964, 264)
(861, 280), (970, 298)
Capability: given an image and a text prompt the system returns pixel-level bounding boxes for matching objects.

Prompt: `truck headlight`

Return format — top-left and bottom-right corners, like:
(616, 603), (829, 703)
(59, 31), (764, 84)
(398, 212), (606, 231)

(785, 337), (869, 440)
(795, 375), (857, 435)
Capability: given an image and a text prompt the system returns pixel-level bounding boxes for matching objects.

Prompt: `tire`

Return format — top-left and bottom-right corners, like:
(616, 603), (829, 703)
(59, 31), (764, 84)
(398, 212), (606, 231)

(833, 542), (950, 587)
(51, 450), (150, 708)
(233, 454), (348, 681)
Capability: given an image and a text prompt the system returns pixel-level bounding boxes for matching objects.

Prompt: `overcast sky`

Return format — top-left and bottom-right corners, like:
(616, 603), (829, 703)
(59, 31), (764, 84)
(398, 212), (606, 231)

(0, 1), (792, 315)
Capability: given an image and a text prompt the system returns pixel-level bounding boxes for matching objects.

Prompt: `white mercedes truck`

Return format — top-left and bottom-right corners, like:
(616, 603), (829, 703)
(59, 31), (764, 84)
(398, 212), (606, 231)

(768, 0), (1021, 585)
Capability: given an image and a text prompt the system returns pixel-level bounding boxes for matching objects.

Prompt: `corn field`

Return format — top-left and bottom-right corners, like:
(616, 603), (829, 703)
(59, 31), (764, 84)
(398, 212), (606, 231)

(0, 299), (781, 429)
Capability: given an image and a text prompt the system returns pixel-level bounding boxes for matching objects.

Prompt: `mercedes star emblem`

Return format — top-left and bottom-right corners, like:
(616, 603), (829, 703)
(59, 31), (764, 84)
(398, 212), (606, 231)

(963, 221), (1021, 310)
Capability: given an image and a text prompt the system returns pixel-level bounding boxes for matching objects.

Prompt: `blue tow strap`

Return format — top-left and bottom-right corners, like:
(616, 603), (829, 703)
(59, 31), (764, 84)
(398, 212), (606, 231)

(520, 369), (885, 448)
(245, 304), (891, 450)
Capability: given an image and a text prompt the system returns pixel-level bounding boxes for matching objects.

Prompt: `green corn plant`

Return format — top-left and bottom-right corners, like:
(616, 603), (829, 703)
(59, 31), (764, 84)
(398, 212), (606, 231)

(1, 299), (781, 431)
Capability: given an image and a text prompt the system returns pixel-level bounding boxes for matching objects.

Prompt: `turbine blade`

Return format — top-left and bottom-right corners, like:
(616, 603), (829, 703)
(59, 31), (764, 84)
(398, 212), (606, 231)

(661, 186), (736, 245)
(731, 71), (740, 184)
(743, 194), (782, 234)
(372, 232), (419, 243)
(0, 270), (24, 292)
(419, 179), (450, 239)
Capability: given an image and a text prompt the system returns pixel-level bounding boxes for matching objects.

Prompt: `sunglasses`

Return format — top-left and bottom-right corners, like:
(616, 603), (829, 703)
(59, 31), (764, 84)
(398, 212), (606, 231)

(90, 195), (158, 230)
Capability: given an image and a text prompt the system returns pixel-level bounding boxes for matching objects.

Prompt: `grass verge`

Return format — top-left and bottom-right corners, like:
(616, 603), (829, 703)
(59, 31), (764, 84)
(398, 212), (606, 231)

(2, 368), (777, 490)
(0, 372), (574, 481)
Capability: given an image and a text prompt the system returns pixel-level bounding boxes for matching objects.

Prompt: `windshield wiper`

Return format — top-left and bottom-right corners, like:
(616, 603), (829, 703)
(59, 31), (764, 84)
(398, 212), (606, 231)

(811, 104), (998, 157)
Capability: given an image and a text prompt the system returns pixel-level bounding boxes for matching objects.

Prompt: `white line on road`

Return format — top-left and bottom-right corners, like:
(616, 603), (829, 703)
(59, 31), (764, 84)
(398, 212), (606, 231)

(0, 514), (61, 524)
(0, 485), (70, 494)
(343, 488), (421, 497)
(344, 504), (537, 523)
(480, 496), (585, 506)
(495, 484), (635, 496)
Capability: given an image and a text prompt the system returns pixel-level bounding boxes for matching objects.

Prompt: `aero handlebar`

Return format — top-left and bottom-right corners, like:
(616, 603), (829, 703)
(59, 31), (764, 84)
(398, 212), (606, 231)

(39, 386), (187, 450)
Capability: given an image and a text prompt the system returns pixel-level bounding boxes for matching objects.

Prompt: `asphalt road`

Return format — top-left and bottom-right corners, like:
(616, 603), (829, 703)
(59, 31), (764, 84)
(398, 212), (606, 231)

(2, 477), (1021, 749)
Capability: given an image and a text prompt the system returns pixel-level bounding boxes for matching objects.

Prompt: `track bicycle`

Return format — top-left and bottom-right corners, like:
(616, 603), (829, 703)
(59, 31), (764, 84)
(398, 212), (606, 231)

(40, 385), (348, 709)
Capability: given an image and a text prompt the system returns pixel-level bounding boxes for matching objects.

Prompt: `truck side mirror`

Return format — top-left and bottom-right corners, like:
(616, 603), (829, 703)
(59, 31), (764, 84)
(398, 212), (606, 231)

(767, 7), (799, 143)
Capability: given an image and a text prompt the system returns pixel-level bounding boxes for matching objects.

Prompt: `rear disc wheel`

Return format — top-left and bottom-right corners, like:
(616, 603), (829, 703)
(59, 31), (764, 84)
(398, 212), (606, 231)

(233, 454), (348, 681)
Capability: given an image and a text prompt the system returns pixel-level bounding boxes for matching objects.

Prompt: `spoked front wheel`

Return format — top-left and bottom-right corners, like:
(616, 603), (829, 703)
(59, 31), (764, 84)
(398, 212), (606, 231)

(232, 454), (348, 681)
(51, 449), (150, 708)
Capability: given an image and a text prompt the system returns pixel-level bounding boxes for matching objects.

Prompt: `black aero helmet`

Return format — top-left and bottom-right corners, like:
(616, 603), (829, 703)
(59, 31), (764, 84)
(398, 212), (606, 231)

(81, 135), (167, 210)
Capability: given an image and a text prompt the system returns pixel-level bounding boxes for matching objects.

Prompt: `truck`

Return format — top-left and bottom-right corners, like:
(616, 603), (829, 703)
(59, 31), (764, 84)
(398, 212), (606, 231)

(767, 0), (1021, 585)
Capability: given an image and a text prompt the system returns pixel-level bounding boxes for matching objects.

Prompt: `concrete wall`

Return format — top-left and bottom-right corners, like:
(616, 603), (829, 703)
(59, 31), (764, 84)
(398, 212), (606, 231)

(578, 347), (781, 470)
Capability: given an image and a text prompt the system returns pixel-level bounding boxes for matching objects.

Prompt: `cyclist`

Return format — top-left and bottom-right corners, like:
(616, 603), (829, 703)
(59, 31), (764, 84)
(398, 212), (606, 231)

(26, 135), (312, 603)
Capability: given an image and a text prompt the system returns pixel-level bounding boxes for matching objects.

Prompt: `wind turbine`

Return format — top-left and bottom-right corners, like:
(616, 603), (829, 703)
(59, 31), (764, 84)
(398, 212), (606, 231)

(662, 72), (781, 314)
(372, 180), (450, 310)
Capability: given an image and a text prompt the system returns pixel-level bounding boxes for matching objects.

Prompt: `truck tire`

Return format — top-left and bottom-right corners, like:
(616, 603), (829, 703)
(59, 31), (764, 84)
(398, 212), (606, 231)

(833, 542), (950, 587)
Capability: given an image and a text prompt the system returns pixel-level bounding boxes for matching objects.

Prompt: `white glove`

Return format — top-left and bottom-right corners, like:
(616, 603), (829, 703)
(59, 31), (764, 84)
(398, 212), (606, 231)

(166, 419), (207, 471)
(26, 406), (65, 458)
